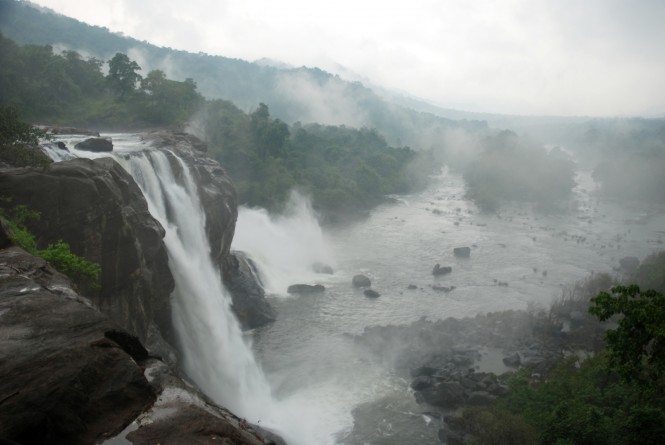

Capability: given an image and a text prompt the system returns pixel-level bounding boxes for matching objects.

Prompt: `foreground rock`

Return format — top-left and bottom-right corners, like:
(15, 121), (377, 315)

(0, 246), (155, 444)
(0, 158), (174, 347)
(364, 289), (381, 298)
(75, 137), (113, 152)
(0, 242), (277, 445)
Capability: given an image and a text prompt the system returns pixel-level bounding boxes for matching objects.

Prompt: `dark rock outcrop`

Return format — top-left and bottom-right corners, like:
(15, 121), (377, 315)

(364, 289), (381, 298)
(0, 157), (174, 346)
(0, 246), (155, 445)
(352, 274), (372, 287)
(75, 137), (113, 152)
(0, 239), (276, 445)
(142, 131), (236, 271)
(453, 246), (471, 258)
(432, 264), (452, 276)
(288, 283), (326, 294)
(223, 251), (276, 329)
(143, 132), (277, 331)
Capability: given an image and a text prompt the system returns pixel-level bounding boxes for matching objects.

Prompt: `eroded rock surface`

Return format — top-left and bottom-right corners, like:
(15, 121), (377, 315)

(0, 158), (174, 346)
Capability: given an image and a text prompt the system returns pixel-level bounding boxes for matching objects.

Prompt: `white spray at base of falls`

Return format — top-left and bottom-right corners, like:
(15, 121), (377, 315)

(233, 191), (336, 295)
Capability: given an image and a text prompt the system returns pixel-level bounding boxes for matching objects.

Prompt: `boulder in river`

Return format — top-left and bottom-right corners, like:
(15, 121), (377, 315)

(352, 274), (372, 287)
(75, 137), (113, 152)
(432, 264), (452, 276)
(287, 284), (326, 294)
(364, 289), (381, 298)
(453, 246), (471, 258)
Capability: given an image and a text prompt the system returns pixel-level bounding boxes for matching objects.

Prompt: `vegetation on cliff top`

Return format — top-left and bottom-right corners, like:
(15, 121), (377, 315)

(0, 108), (101, 289)
(0, 199), (101, 290)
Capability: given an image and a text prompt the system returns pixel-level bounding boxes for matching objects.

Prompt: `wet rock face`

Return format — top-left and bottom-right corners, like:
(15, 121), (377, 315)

(224, 251), (277, 329)
(0, 241), (277, 445)
(75, 137), (113, 152)
(0, 157), (174, 345)
(142, 132), (276, 331)
(142, 131), (237, 270)
(0, 246), (155, 445)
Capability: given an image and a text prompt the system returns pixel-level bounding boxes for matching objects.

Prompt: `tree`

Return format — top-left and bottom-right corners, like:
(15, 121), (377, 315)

(589, 285), (665, 389)
(106, 52), (142, 98)
(0, 106), (50, 168)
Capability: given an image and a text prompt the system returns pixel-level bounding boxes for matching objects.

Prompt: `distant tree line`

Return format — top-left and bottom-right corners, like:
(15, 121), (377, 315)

(0, 34), (432, 221)
(0, 32), (202, 128)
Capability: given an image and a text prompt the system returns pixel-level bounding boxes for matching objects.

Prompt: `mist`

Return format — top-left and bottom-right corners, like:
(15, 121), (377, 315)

(2, 1), (665, 444)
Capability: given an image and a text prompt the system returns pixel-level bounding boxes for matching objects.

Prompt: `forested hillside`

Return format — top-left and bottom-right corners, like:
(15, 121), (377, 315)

(0, 0), (486, 149)
(0, 33), (429, 221)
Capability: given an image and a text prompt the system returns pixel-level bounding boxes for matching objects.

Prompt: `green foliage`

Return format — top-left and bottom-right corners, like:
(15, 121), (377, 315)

(40, 240), (101, 290)
(0, 199), (100, 290)
(0, 106), (51, 168)
(202, 102), (425, 221)
(463, 131), (575, 212)
(138, 70), (203, 126)
(589, 285), (665, 389)
(106, 52), (142, 98)
(498, 355), (665, 445)
(463, 406), (536, 445)
(0, 33), (201, 128)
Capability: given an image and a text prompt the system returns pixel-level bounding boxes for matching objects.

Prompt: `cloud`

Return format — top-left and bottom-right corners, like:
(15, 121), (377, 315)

(31, 0), (665, 116)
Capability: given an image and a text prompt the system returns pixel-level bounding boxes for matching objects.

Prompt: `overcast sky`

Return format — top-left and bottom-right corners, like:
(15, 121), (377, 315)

(30, 0), (665, 117)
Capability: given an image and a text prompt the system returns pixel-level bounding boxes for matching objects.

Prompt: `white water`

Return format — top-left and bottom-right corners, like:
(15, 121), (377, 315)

(233, 191), (336, 295)
(43, 134), (348, 445)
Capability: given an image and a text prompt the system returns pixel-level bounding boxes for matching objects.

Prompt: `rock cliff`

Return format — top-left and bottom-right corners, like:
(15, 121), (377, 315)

(0, 229), (276, 445)
(142, 131), (276, 330)
(0, 157), (174, 347)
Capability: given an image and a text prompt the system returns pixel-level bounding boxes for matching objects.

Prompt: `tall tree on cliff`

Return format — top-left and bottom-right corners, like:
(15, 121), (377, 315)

(106, 52), (142, 99)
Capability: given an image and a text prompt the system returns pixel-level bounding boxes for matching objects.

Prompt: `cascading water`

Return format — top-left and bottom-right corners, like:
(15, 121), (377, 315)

(120, 151), (274, 418)
(46, 136), (345, 444)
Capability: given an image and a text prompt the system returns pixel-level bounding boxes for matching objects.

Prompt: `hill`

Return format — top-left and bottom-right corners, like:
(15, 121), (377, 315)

(0, 0), (487, 150)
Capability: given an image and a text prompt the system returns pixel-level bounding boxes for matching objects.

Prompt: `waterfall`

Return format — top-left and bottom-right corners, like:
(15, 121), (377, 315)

(43, 137), (344, 444)
(121, 151), (275, 418)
